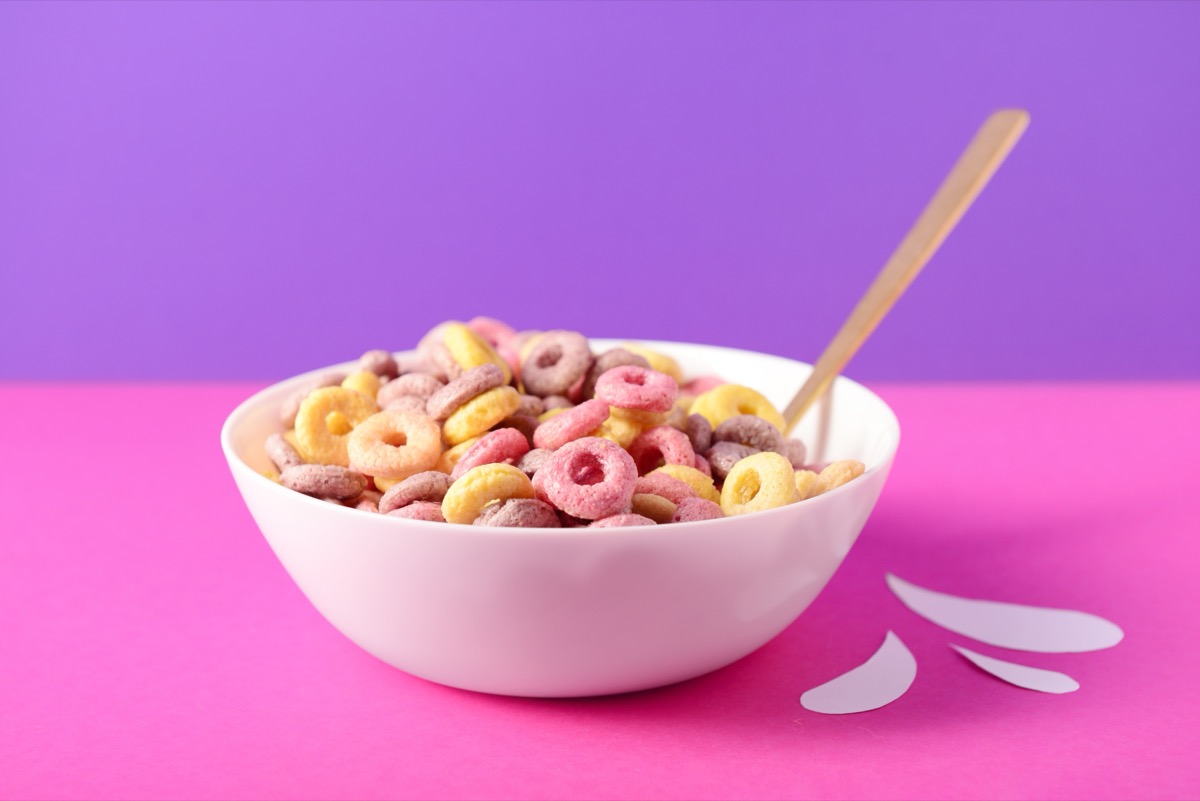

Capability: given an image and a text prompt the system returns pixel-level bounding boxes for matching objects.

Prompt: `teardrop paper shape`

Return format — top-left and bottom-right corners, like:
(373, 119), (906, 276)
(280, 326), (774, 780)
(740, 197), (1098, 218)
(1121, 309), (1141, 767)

(951, 645), (1080, 694)
(800, 631), (917, 714)
(887, 574), (1123, 653)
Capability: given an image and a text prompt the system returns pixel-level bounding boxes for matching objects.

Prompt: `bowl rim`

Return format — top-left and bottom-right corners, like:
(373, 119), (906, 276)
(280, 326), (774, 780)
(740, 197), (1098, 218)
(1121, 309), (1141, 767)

(220, 339), (901, 538)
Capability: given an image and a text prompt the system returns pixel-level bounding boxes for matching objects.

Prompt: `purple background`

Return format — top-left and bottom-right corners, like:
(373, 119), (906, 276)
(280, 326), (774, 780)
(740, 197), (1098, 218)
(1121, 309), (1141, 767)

(1, 1), (1196, 381)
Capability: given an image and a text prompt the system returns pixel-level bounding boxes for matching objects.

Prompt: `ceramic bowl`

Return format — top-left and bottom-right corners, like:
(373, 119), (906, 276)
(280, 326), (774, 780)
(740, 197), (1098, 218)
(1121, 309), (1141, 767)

(221, 340), (900, 697)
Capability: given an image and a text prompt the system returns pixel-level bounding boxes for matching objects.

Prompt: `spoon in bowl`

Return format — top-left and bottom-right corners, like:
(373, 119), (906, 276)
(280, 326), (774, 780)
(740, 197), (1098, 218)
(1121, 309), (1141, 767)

(782, 109), (1030, 436)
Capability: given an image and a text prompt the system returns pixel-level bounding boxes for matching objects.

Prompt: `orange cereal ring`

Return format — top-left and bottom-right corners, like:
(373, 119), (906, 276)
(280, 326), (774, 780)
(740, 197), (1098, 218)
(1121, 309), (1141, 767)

(442, 322), (512, 384)
(441, 463), (535, 524)
(347, 410), (443, 481)
(294, 387), (380, 467)
(442, 386), (521, 445)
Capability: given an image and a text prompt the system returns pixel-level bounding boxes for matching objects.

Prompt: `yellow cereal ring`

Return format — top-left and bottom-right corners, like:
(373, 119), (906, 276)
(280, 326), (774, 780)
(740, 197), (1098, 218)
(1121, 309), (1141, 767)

(434, 436), (480, 475)
(794, 469), (820, 500)
(260, 469), (282, 484)
(375, 475), (401, 492)
(443, 322), (512, 384)
(442, 386), (521, 445)
(650, 464), (721, 504)
(347, 409), (443, 480)
(720, 451), (800, 516)
(282, 429), (302, 453)
(294, 387), (380, 467)
(689, 384), (786, 432)
(609, 406), (668, 429)
(341, 370), (381, 401)
(441, 463), (535, 524)
(621, 343), (683, 385)
(590, 413), (642, 449)
(816, 460), (866, 495)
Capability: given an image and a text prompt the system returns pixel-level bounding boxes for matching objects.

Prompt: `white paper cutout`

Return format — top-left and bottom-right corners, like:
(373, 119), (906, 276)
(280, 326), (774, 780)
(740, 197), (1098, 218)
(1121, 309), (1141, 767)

(800, 631), (917, 714)
(886, 574), (1123, 653)
(951, 645), (1080, 694)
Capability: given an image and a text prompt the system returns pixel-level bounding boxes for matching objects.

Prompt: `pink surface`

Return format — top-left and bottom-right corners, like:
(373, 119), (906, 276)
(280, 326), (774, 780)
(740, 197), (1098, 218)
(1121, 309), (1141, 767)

(2, 382), (1198, 800)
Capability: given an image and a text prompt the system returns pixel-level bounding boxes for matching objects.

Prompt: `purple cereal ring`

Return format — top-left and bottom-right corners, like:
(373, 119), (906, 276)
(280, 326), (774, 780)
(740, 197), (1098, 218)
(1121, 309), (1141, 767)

(378, 471), (453, 514)
(589, 513), (657, 528)
(542, 395), (573, 411)
(359, 349), (399, 380)
(684, 413), (713, 455)
(627, 425), (698, 475)
(516, 447), (553, 478)
(265, 433), (304, 471)
(634, 473), (697, 505)
(281, 464), (367, 500)
(467, 316), (518, 349)
(672, 497), (724, 523)
(532, 399), (610, 451)
(594, 365), (677, 413)
(517, 394), (545, 416)
(693, 453), (713, 478)
(474, 498), (561, 528)
(386, 501), (446, 522)
(425, 363), (506, 421)
(451, 428), (531, 480)
(377, 372), (444, 407)
(778, 438), (808, 469)
(581, 348), (651, 400)
(713, 414), (784, 453)
(280, 372), (346, 428)
(521, 330), (593, 397)
(532, 437), (637, 520)
(423, 340), (463, 382)
(704, 441), (758, 482)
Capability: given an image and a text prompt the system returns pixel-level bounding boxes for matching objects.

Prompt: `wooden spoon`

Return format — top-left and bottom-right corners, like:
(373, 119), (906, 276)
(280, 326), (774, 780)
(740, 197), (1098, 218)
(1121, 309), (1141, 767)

(782, 109), (1030, 436)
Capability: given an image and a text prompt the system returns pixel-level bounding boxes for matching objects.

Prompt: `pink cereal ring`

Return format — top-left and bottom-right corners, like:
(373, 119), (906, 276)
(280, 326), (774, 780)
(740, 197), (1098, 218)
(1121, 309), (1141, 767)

(532, 399), (610, 451)
(671, 497), (724, 523)
(425, 363), (506, 422)
(386, 501), (446, 522)
(451, 428), (531, 480)
(627, 425), (697, 475)
(683, 375), (726, 395)
(378, 470), (453, 514)
(516, 447), (553, 477)
(589, 513), (657, 528)
(634, 473), (698, 505)
(467, 317), (518, 349)
(521, 330), (593, 397)
(532, 437), (637, 520)
(359, 349), (399, 380)
(594, 365), (678, 413)
(692, 452), (713, 478)
(581, 348), (651, 400)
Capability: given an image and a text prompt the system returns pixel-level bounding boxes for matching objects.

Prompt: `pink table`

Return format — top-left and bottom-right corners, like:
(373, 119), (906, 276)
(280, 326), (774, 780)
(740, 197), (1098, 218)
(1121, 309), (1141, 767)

(3, 382), (1197, 800)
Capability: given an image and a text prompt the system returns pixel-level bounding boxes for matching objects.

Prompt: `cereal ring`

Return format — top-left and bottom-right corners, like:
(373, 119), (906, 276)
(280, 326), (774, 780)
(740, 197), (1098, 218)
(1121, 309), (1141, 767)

(684, 413), (712, 455)
(341, 370), (382, 401)
(557, 510), (591, 528)
(467, 316), (517, 349)
(450, 428), (531, 480)
(516, 447), (553, 478)
(358, 349), (399, 380)
(793, 469), (820, 500)
(517, 394), (545, 416)
(649, 464), (721, 504)
(589, 414), (642, 449)
(355, 497), (380, 513)
(627, 425), (697, 475)
(280, 372), (346, 428)
(377, 373), (444, 407)
(608, 406), (666, 428)
(704, 441), (759, 482)
(293, 387), (380, 467)
(280, 464), (367, 500)
(683, 375), (725, 395)
(532, 437), (638, 520)
(671, 497), (724, 523)
(720, 452), (801, 516)
(634, 473), (697, 505)
(474, 498), (561, 528)
(581, 348), (651, 400)
(379, 471), (453, 513)
(713, 414), (784, 453)
(542, 395), (574, 411)
(816, 460), (866, 495)
(594, 365), (678, 413)
(779, 438), (808, 470)
(265, 432), (304, 471)
(494, 413), (539, 448)
(381, 394), (429, 414)
(690, 384), (786, 432)
(394, 351), (442, 377)
(441, 463), (535, 525)
(589, 513), (657, 528)
(346, 409), (443, 480)
(441, 386), (521, 446)
(538, 407), (568, 423)
(666, 394), (693, 430)
(521, 330), (592, 397)
(692, 452), (712, 478)
(387, 501), (446, 522)
(434, 436), (480, 475)
(442, 322), (513, 384)
(619, 343), (683, 385)
(425, 363), (506, 421)
(630, 493), (676, 524)
(532, 399), (610, 451)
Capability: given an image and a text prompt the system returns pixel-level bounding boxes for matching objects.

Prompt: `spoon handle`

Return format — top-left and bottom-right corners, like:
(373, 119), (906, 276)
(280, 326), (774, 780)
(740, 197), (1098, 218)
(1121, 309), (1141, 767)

(782, 109), (1030, 436)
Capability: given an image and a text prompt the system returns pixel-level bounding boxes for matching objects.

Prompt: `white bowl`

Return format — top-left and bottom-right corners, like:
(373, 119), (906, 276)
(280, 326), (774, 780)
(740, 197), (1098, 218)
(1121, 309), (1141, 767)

(221, 340), (900, 697)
